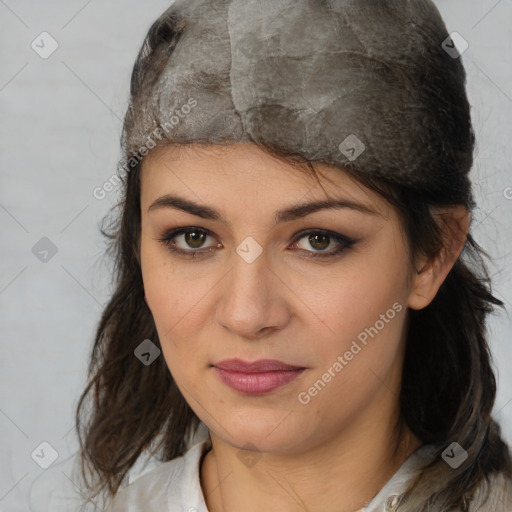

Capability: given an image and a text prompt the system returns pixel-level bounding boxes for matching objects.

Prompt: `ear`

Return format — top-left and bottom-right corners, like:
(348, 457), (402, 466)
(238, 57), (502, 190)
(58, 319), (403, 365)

(407, 204), (471, 311)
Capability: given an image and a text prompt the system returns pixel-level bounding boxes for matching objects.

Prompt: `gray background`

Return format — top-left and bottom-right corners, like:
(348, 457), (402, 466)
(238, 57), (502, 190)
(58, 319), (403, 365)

(0, 1), (511, 510)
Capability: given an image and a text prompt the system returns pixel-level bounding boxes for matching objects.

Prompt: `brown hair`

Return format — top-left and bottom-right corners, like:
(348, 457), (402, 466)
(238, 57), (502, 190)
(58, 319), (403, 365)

(75, 2), (512, 510)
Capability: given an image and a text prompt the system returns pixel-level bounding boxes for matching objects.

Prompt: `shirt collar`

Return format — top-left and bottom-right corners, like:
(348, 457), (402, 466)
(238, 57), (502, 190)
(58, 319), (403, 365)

(359, 444), (438, 512)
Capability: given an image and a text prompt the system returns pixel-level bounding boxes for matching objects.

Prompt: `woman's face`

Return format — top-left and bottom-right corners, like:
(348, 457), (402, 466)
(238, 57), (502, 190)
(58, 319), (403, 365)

(139, 142), (419, 454)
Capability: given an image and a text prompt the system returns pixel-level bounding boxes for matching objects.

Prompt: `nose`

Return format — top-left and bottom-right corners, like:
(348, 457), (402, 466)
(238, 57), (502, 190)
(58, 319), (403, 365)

(215, 248), (291, 340)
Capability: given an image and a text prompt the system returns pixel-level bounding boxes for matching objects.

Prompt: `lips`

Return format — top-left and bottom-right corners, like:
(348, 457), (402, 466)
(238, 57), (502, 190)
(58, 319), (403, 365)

(212, 358), (306, 394)
(213, 358), (304, 372)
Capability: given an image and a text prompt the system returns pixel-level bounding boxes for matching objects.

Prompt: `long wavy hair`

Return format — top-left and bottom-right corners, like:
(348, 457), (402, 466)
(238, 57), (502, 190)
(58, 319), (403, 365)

(75, 1), (512, 511)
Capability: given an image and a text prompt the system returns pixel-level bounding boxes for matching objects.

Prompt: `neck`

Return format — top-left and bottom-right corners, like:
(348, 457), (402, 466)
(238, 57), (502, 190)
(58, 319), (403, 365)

(200, 409), (422, 512)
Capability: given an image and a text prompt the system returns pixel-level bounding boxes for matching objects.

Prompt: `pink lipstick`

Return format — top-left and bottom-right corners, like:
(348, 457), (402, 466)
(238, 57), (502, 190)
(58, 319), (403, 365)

(213, 358), (305, 394)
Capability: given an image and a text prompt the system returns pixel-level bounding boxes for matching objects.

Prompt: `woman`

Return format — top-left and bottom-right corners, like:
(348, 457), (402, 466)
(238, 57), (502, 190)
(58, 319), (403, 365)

(75, 1), (512, 511)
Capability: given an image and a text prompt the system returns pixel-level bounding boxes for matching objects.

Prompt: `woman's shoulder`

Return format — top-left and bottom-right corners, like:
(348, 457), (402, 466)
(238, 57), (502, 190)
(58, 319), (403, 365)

(105, 438), (211, 512)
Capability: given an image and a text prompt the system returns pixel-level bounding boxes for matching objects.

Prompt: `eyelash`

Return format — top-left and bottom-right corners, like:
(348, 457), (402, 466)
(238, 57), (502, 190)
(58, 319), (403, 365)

(156, 227), (357, 260)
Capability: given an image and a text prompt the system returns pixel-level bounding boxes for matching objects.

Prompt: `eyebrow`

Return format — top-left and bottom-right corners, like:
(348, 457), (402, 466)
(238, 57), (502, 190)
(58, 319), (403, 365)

(147, 194), (384, 226)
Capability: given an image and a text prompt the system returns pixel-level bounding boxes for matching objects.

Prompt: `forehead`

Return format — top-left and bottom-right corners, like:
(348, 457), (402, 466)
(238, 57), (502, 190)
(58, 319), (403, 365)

(140, 143), (393, 222)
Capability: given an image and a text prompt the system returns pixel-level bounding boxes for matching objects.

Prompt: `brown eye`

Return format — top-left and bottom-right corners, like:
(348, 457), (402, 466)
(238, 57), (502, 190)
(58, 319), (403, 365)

(306, 233), (330, 251)
(157, 227), (219, 258)
(292, 230), (356, 259)
(183, 230), (208, 249)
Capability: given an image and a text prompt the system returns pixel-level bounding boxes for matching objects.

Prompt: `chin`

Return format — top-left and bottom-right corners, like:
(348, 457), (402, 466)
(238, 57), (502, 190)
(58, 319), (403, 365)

(209, 413), (315, 455)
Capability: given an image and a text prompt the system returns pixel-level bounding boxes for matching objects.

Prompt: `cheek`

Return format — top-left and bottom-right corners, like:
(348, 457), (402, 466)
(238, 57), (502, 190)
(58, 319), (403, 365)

(144, 273), (217, 341)
(300, 242), (410, 395)
(140, 240), (186, 344)
(308, 264), (407, 348)
(141, 235), (195, 327)
(297, 279), (407, 429)
(142, 269), (204, 390)
(140, 241), (214, 379)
